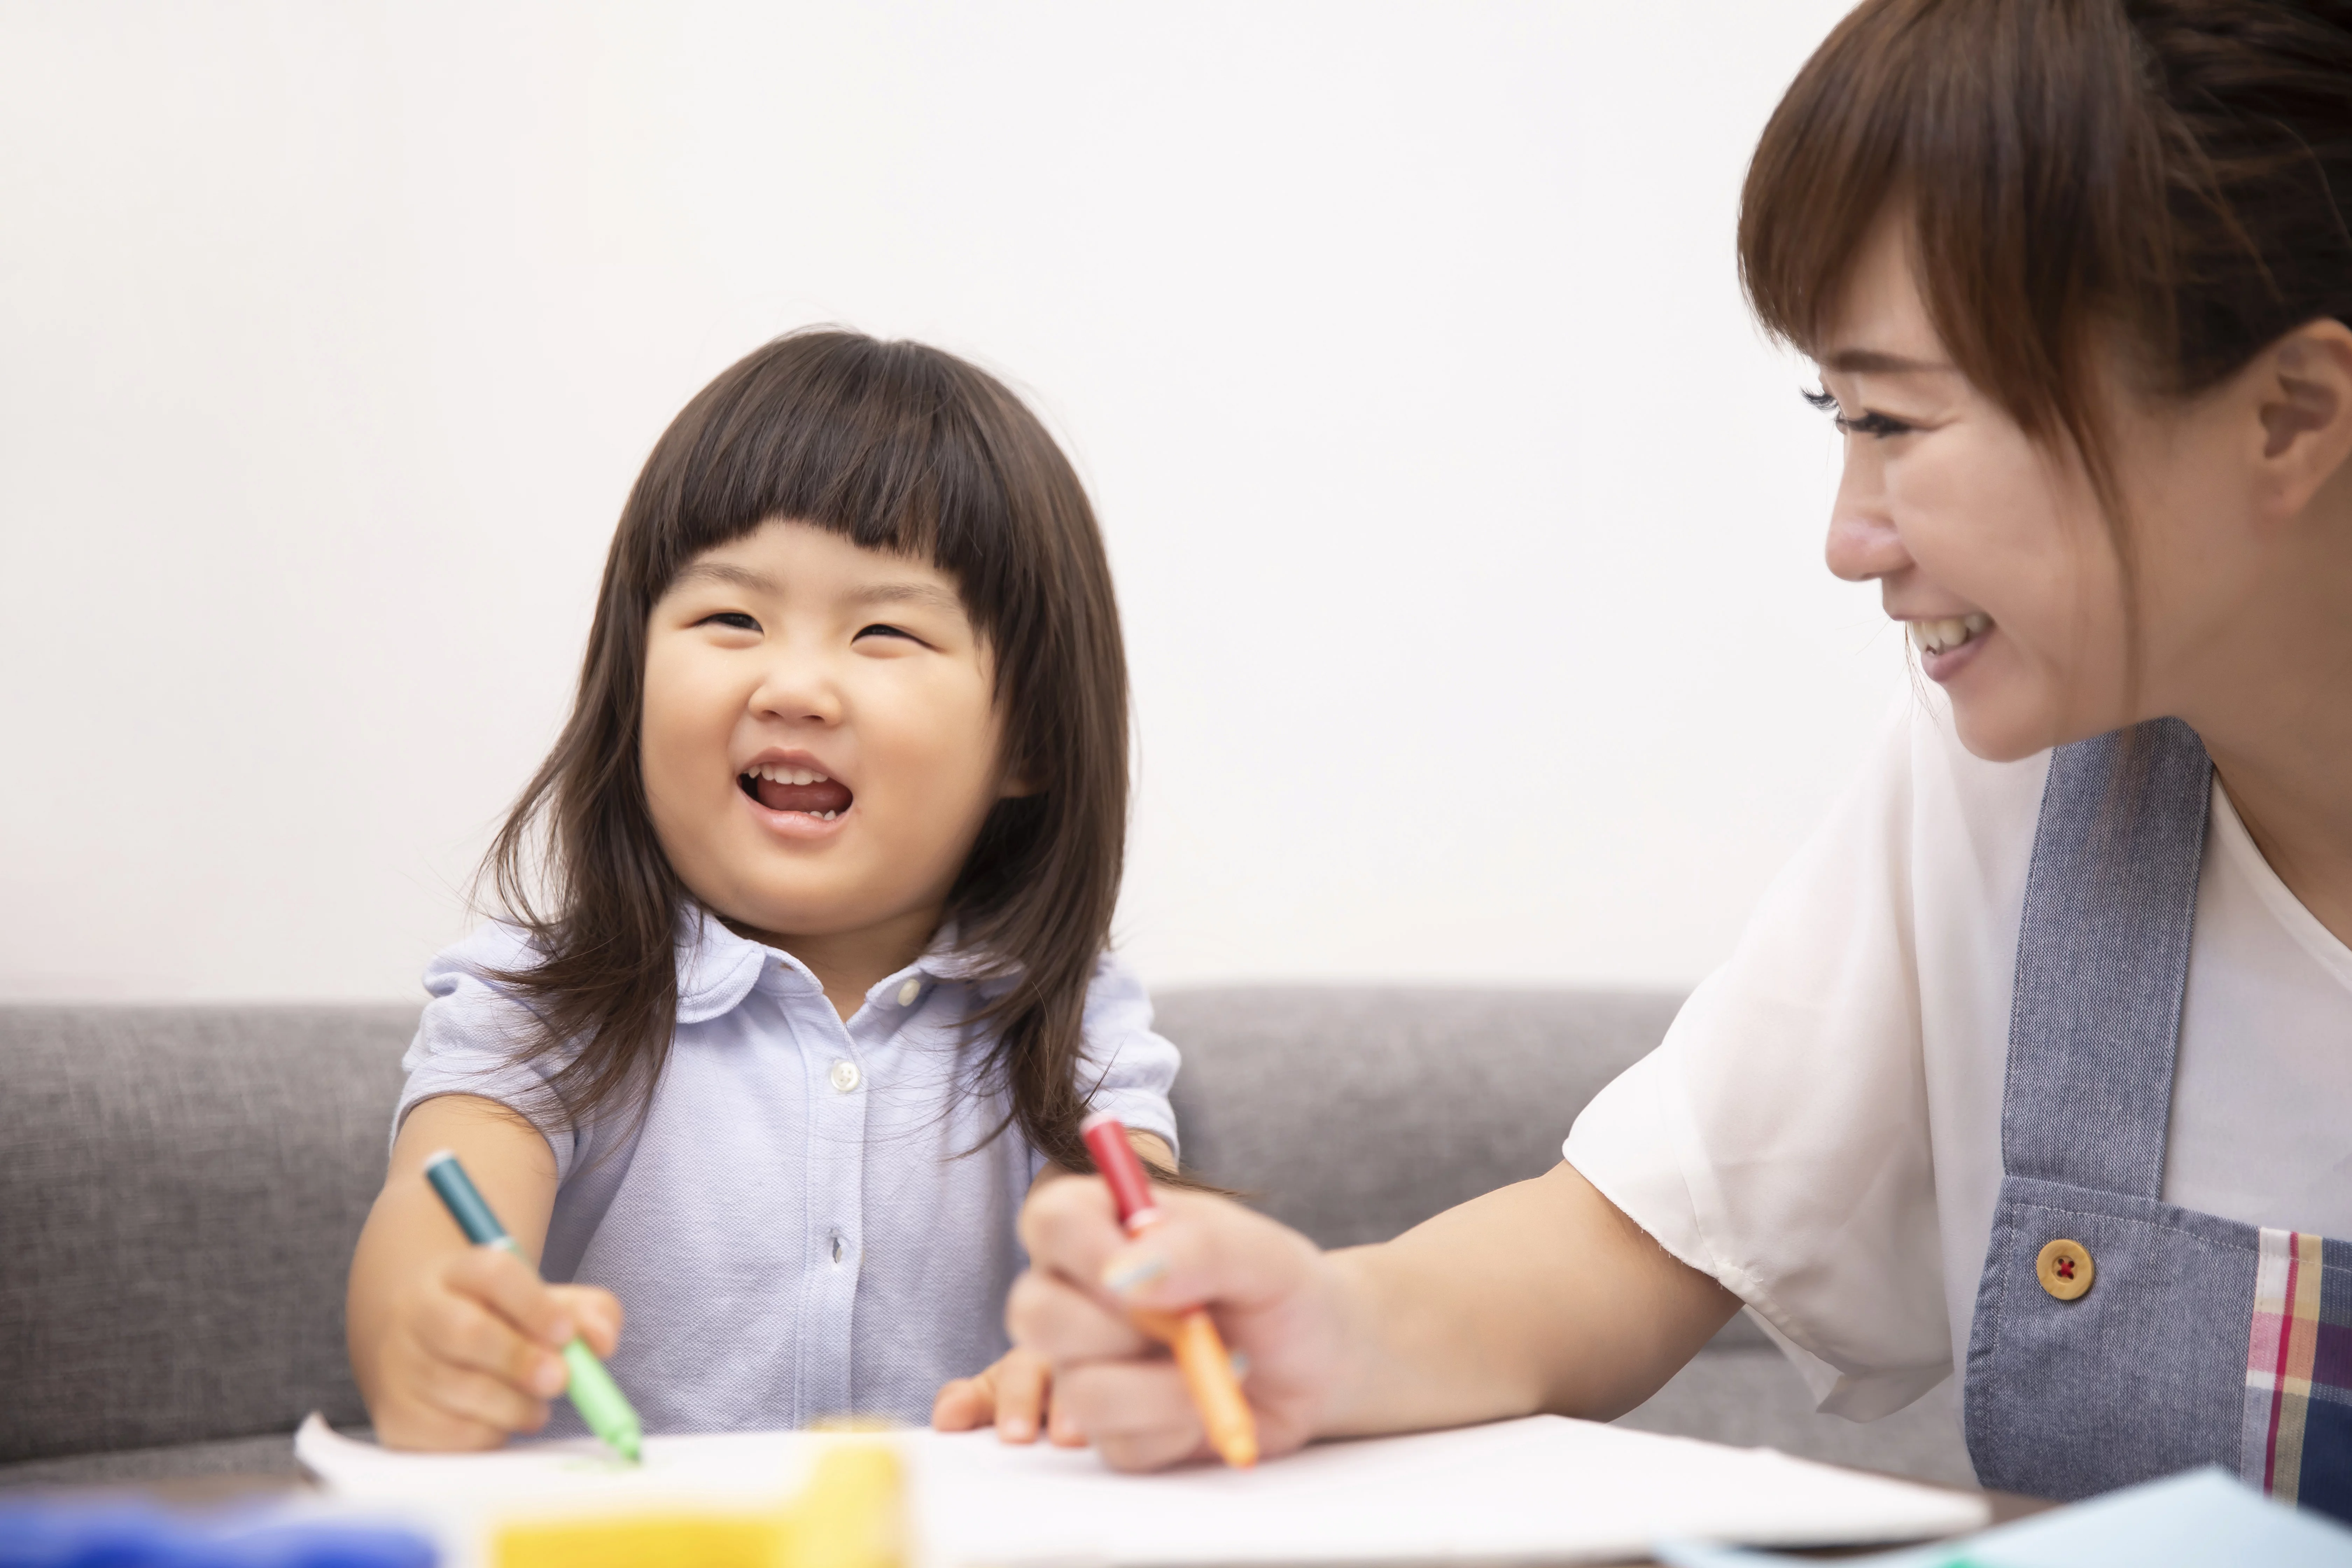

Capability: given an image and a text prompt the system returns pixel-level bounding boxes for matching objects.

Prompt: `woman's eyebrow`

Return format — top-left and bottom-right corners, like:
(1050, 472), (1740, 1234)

(1820, 347), (1958, 375)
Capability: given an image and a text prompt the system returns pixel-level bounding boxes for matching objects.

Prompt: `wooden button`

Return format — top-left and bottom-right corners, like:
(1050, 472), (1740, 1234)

(2037, 1238), (2094, 1301)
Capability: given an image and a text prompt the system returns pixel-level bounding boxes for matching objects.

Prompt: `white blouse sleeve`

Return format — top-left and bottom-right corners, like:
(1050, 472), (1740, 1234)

(1564, 701), (1975, 1421)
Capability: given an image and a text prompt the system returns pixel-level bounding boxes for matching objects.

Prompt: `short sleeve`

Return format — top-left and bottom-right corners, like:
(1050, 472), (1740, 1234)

(1563, 702), (1955, 1421)
(396, 924), (583, 1181)
(1075, 953), (1183, 1162)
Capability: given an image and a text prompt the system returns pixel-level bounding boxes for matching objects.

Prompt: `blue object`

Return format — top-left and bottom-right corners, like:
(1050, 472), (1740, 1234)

(0, 1502), (433, 1568)
(1655, 1466), (2352, 1566)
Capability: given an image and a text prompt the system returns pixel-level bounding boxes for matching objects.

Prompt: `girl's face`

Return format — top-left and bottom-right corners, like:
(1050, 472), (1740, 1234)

(639, 519), (1018, 945)
(1814, 215), (2267, 762)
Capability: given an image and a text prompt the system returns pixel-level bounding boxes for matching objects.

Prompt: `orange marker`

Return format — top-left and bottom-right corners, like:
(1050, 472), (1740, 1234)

(1081, 1112), (1259, 1468)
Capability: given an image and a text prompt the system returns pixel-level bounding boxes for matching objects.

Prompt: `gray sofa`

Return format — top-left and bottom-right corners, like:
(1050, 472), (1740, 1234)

(0, 991), (1972, 1489)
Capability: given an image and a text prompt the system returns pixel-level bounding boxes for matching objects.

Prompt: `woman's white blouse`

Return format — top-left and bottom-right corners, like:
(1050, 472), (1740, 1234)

(1564, 696), (2352, 1422)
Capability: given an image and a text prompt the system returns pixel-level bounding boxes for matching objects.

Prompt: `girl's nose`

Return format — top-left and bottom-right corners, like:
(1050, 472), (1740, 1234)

(1823, 461), (1912, 584)
(749, 657), (843, 726)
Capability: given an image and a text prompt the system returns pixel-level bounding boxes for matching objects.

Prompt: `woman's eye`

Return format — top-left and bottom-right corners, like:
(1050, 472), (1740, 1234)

(700, 612), (761, 632)
(1805, 386), (1914, 440)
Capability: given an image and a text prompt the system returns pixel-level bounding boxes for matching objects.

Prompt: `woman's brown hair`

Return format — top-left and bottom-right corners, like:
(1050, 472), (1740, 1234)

(482, 329), (1130, 1173)
(1738, 0), (2352, 641)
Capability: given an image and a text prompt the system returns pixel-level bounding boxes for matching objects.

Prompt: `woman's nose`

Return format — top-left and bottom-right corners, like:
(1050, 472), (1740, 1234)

(1823, 465), (1912, 583)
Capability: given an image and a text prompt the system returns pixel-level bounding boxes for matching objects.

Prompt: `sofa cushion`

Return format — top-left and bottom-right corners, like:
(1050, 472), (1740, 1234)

(0, 987), (1704, 1468)
(1159, 986), (1684, 1246)
(0, 1006), (417, 1464)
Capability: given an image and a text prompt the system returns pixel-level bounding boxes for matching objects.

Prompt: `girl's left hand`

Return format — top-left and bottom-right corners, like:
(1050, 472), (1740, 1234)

(931, 1345), (1076, 1445)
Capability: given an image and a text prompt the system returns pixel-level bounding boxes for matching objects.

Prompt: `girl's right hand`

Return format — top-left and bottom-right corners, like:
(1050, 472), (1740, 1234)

(365, 1245), (623, 1451)
(1008, 1178), (1352, 1472)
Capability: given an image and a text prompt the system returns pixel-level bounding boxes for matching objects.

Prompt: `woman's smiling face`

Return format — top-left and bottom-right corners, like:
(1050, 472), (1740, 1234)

(1812, 214), (2266, 763)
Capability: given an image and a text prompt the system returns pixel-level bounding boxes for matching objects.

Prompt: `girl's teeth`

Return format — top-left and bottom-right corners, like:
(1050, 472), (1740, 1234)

(749, 764), (831, 785)
(1908, 613), (1993, 655)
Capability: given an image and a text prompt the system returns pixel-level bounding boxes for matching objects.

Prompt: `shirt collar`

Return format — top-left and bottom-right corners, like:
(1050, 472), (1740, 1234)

(671, 908), (1018, 1023)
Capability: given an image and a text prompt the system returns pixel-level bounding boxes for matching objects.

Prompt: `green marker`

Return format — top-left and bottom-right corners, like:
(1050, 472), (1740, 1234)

(422, 1149), (643, 1463)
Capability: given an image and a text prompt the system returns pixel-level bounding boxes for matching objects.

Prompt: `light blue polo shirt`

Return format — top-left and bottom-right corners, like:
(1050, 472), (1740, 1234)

(393, 911), (1180, 1435)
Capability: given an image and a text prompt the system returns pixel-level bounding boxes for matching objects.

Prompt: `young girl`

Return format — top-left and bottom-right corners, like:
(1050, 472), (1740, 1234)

(347, 329), (1177, 1448)
(1009, 0), (2352, 1514)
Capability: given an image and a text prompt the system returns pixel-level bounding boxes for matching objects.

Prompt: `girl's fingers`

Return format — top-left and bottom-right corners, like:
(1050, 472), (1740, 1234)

(1006, 1270), (1155, 1364)
(419, 1286), (568, 1399)
(417, 1359), (554, 1437)
(992, 1349), (1052, 1444)
(548, 1283), (624, 1358)
(1053, 1360), (1208, 1473)
(448, 1247), (576, 1347)
(930, 1375), (993, 1432)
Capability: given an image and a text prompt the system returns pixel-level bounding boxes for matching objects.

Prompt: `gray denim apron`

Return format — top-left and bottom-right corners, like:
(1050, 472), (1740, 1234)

(1962, 719), (2352, 1517)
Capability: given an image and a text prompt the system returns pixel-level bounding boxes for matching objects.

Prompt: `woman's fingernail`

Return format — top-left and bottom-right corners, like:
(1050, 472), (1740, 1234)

(1100, 1250), (1168, 1296)
(1003, 1417), (1032, 1441)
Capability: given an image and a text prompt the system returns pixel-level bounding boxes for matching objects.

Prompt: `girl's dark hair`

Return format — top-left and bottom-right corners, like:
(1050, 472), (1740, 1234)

(1739, 0), (2352, 652)
(484, 329), (1129, 1173)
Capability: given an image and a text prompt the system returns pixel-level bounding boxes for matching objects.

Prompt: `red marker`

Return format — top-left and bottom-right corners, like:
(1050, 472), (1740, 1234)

(1081, 1112), (1259, 1468)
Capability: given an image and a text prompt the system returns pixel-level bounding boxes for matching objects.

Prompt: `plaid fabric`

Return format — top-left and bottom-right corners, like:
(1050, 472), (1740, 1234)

(2242, 1227), (2352, 1520)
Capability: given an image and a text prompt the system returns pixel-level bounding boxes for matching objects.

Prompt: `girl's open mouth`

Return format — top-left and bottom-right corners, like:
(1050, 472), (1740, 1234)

(738, 764), (854, 821)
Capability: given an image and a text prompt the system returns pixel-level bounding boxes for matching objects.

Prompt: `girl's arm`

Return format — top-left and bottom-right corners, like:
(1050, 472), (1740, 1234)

(346, 1094), (623, 1450)
(1008, 1160), (1738, 1471)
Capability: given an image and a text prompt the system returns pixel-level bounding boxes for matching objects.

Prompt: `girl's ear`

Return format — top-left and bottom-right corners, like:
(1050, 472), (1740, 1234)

(2251, 319), (2352, 521)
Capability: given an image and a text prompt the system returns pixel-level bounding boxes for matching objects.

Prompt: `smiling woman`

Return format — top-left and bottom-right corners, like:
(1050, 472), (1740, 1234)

(997, 0), (2352, 1516)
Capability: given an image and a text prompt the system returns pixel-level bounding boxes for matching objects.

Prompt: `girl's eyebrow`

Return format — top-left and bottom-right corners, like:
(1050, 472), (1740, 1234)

(675, 560), (777, 592)
(848, 582), (966, 617)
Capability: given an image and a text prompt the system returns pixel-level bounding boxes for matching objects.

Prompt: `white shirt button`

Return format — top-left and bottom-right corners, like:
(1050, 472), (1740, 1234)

(896, 978), (922, 1007)
(829, 1058), (861, 1093)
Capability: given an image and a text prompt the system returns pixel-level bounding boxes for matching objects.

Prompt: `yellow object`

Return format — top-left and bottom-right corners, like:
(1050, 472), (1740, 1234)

(493, 1443), (903, 1568)
(2037, 1238), (2095, 1301)
(496, 1514), (783, 1568)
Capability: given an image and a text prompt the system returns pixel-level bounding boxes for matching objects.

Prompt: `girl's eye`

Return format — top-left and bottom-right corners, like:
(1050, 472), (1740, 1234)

(1805, 386), (1915, 440)
(701, 612), (761, 632)
(854, 623), (918, 643)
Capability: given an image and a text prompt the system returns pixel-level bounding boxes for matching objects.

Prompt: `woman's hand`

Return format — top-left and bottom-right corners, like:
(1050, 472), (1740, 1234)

(931, 1345), (1076, 1444)
(364, 1248), (622, 1451)
(1007, 1178), (1353, 1471)
(1009, 1162), (1742, 1472)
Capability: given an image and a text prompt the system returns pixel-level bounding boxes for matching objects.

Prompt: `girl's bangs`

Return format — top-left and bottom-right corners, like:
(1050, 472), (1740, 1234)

(645, 335), (1018, 637)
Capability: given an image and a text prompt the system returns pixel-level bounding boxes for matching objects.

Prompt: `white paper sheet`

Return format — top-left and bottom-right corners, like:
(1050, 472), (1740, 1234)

(296, 1412), (1988, 1566)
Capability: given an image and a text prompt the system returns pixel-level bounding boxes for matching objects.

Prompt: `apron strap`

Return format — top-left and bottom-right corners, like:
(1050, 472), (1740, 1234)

(2001, 717), (2212, 1198)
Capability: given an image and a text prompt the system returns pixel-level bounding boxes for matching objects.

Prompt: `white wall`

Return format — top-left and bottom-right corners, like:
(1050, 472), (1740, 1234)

(0, 1), (1901, 1002)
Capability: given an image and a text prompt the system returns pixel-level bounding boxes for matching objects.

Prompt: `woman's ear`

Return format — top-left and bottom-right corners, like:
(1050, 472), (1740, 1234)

(2252, 318), (2352, 519)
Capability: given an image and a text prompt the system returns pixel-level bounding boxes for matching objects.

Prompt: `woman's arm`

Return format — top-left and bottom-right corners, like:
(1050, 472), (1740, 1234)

(346, 1094), (622, 1450)
(1009, 1160), (1737, 1470)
